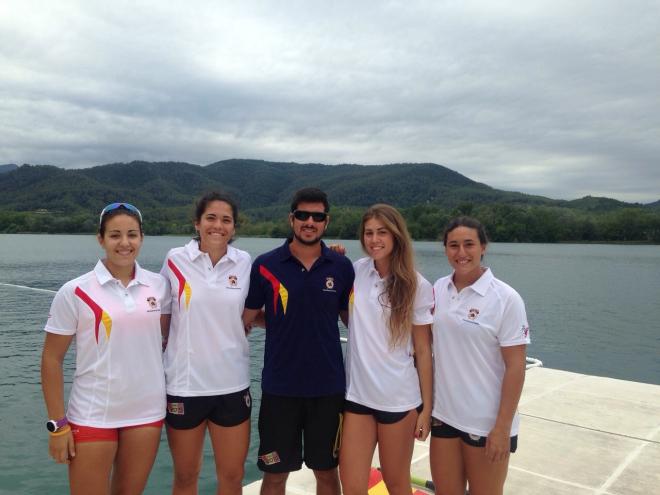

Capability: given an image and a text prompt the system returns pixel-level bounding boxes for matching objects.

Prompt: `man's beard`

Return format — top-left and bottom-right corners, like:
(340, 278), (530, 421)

(293, 230), (324, 246)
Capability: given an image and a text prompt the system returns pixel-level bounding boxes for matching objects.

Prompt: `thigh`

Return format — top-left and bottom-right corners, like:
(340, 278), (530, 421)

(429, 437), (466, 495)
(338, 412), (377, 495)
(462, 442), (509, 495)
(69, 441), (117, 495)
(111, 424), (163, 495)
(258, 393), (304, 473)
(377, 410), (417, 495)
(208, 419), (250, 475)
(166, 421), (207, 475)
(303, 394), (344, 471)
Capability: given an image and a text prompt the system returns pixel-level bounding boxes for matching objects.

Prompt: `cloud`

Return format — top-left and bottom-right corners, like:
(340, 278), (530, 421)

(1, 0), (658, 202)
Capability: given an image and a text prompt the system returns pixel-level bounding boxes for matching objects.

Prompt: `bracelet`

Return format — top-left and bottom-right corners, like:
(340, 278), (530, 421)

(49, 425), (72, 437)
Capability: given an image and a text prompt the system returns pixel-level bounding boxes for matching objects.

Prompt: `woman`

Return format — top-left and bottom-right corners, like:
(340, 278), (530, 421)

(161, 192), (251, 495)
(430, 216), (530, 495)
(41, 202), (170, 495)
(339, 204), (434, 495)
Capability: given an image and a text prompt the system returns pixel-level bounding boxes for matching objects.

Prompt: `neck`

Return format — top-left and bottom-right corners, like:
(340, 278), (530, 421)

(200, 241), (227, 266)
(103, 260), (135, 287)
(374, 258), (390, 278)
(289, 238), (322, 269)
(453, 266), (485, 292)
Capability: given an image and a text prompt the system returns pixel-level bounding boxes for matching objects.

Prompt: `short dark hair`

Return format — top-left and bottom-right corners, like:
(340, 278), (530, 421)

(194, 191), (239, 225)
(442, 216), (489, 246)
(99, 206), (143, 236)
(290, 187), (329, 213)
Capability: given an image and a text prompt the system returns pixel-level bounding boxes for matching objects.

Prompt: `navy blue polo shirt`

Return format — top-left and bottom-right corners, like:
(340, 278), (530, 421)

(246, 240), (355, 397)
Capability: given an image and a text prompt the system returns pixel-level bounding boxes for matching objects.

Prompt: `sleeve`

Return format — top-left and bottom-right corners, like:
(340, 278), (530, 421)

(160, 252), (174, 306)
(339, 259), (356, 311)
(158, 273), (172, 315)
(44, 283), (78, 336)
(244, 258), (265, 310)
(412, 275), (434, 325)
(497, 290), (531, 347)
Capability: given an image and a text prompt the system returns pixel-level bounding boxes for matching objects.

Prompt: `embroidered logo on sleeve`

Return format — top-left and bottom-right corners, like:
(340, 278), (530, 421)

(522, 324), (530, 338)
(167, 402), (185, 415)
(259, 451), (281, 465)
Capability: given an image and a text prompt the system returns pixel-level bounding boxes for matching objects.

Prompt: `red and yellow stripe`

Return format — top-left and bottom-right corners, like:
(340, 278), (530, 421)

(75, 287), (112, 344)
(259, 265), (289, 315)
(168, 259), (192, 309)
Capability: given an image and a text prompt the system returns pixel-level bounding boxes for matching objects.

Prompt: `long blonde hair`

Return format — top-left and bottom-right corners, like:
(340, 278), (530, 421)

(359, 204), (417, 348)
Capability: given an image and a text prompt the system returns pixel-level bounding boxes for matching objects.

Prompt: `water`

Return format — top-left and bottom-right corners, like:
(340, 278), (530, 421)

(0, 234), (659, 494)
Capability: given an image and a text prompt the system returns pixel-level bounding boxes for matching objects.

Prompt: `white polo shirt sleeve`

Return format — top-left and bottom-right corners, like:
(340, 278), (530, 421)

(413, 275), (434, 326)
(497, 287), (531, 347)
(45, 280), (80, 336)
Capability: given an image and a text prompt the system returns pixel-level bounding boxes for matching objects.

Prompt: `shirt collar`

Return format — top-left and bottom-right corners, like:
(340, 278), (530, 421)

(93, 260), (149, 287)
(185, 239), (239, 264)
(449, 267), (493, 296)
(184, 239), (204, 261)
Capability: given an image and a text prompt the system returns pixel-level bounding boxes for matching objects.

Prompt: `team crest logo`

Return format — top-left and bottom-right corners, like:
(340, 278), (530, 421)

(259, 451), (281, 465)
(228, 275), (238, 287)
(167, 402), (185, 415)
(244, 392), (251, 408)
(146, 296), (157, 309)
(325, 277), (335, 290)
(467, 308), (480, 320)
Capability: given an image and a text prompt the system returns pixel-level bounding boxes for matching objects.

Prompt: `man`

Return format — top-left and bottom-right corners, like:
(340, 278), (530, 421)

(243, 187), (355, 495)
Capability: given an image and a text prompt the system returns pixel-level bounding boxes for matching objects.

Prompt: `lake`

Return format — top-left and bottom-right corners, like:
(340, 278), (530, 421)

(0, 234), (658, 494)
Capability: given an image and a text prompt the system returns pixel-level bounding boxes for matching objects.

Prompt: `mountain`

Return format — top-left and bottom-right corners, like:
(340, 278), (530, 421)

(1, 159), (658, 242)
(0, 164), (18, 174)
(0, 158), (563, 214)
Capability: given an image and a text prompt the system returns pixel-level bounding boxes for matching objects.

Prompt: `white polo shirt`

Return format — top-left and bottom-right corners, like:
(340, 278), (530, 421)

(45, 261), (170, 428)
(432, 268), (530, 437)
(162, 240), (251, 396)
(345, 257), (434, 412)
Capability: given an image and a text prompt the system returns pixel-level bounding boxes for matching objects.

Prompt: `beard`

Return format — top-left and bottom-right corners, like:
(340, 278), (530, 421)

(292, 230), (324, 246)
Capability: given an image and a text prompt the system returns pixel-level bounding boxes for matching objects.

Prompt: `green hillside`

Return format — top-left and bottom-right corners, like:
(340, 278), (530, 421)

(0, 160), (658, 242)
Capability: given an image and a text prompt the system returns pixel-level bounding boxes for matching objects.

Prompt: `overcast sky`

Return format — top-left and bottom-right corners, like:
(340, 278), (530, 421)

(1, 1), (658, 203)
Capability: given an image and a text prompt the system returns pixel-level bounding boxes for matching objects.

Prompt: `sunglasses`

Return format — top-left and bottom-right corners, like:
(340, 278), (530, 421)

(99, 202), (143, 225)
(292, 210), (328, 222)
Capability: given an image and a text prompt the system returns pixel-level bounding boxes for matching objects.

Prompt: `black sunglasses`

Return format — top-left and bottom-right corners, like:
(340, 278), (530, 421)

(292, 210), (328, 222)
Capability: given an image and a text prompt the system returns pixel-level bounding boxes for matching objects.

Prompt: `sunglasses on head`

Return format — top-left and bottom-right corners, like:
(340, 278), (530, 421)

(292, 210), (328, 222)
(99, 202), (143, 225)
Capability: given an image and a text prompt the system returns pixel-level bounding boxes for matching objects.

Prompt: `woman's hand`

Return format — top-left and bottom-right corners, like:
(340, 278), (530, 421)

(415, 408), (431, 441)
(49, 428), (75, 464)
(485, 426), (510, 462)
(328, 243), (347, 255)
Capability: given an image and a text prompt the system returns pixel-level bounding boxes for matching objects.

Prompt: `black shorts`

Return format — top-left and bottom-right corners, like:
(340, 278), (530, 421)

(166, 388), (252, 429)
(344, 400), (423, 425)
(257, 393), (344, 473)
(431, 418), (518, 453)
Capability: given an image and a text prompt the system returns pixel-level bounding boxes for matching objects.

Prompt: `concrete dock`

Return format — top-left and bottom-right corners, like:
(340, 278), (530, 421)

(244, 367), (660, 494)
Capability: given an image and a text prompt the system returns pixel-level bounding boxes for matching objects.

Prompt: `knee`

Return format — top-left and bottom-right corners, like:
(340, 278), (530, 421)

(173, 465), (201, 489)
(262, 472), (288, 489)
(218, 464), (245, 486)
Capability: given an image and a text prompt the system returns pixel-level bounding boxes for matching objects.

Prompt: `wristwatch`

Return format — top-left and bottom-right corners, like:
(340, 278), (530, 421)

(46, 417), (69, 433)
